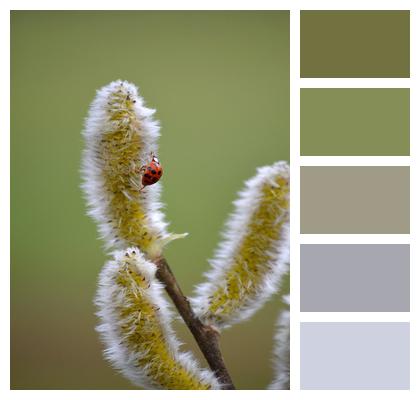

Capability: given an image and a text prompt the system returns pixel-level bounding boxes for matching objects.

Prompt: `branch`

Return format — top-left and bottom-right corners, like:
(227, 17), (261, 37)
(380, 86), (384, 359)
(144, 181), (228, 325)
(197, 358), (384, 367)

(154, 256), (235, 390)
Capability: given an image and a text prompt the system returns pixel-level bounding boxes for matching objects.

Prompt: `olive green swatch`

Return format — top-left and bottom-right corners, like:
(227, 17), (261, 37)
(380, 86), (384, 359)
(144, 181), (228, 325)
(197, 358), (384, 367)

(301, 167), (410, 234)
(301, 89), (410, 156)
(301, 11), (410, 78)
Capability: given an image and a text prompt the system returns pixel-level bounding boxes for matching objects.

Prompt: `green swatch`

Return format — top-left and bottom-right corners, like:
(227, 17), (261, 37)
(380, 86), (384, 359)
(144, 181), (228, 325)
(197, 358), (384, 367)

(301, 89), (410, 156)
(301, 11), (410, 78)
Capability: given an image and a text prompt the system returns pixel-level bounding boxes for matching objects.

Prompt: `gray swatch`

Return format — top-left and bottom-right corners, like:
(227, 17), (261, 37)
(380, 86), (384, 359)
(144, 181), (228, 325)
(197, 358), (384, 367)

(300, 166), (410, 233)
(301, 244), (410, 312)
(301, 322), (410, 389)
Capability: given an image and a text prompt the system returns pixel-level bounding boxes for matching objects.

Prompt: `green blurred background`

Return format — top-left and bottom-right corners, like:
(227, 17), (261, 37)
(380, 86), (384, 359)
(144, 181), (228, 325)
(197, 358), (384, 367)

(11, 11), (289, 389)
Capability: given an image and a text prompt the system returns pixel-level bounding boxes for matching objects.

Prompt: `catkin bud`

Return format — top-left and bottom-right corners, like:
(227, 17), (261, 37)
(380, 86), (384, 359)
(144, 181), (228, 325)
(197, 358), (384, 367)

(95, 248), (220, 390)
(81, 80), (186, 258)
(192, 161), (290, 329)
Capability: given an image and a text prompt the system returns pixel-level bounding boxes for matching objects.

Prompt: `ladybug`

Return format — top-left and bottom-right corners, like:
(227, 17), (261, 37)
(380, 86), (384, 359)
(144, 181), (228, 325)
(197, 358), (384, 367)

(139, 153), (163, 190)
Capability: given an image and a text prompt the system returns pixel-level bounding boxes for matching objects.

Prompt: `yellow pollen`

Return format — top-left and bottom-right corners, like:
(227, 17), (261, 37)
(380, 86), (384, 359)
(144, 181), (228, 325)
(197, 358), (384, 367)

(115, 258), (211, 389)
(208, 176), (289, 323)
(100, 91), (161, 254)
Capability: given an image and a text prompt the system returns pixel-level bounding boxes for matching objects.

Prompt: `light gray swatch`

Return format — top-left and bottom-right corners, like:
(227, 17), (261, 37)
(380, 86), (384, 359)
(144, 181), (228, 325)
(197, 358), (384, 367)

(301, 244), (410, 312)
(301, 322), (410, 389)
(300, 166), (410, 233)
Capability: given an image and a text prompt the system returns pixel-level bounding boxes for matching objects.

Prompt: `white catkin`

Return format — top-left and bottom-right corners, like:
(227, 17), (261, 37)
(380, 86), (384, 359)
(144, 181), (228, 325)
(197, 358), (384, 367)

(81, 80), (186, 258)
(268, 295), (290, 390)
(191, 161), (290, 329)
(95, 247), (220, 390)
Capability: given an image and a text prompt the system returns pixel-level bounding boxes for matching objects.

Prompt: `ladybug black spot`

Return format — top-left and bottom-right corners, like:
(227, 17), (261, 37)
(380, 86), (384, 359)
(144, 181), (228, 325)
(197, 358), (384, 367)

(158, 170), (162, 175)
(144, 173), (151, 179)
(151, 169), (156, 175)
(147, 167), (152, 171)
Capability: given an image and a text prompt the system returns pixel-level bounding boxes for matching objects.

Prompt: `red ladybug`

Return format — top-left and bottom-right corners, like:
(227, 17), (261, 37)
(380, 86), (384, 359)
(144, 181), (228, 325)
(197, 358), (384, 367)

(140, 153), (163, 190)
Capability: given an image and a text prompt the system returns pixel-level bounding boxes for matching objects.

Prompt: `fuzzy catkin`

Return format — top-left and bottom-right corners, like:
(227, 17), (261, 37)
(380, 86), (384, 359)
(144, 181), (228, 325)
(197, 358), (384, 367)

(192, 161), (290, 329)
(95, 248), (220, 390)
(81, 80), (185, 258)
(268, 295), (290, 390)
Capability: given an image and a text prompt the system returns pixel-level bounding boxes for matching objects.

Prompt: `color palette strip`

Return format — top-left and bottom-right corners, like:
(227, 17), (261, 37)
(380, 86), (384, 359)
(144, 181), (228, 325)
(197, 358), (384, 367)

(300, 323), (410, 389)
(301, 89), (410, 156)
(299, 9), (411, 391)
(300, 244), (410, 312)
(300, 10), (410, 77)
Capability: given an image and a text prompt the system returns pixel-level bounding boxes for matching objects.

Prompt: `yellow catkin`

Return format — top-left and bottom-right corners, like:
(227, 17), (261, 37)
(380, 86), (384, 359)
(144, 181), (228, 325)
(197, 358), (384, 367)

(100, 89), (159, 254)
(114, 256), (211, 390)
(207, 175), (289, 323)
(83, 81), (186, 259)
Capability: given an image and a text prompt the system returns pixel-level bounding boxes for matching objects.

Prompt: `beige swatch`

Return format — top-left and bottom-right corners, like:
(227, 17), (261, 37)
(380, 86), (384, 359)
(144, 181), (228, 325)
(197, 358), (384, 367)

(301, 167), (410, 234)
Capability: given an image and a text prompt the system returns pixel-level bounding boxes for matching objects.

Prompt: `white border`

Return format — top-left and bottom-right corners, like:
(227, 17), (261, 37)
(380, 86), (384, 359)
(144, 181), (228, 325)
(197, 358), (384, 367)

(289, 7), (300, 392)
(301, 78), (411, 88)
(300, 313), (411, 323)
(300, 234), (411, 244)
(3, 0), (417, 11)
(300, 156), (411, 166)
(3, 1), (419, 400)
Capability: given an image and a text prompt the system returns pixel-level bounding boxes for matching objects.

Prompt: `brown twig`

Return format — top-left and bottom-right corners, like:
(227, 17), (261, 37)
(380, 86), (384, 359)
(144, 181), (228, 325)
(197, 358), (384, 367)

(154, 256), (235, 390)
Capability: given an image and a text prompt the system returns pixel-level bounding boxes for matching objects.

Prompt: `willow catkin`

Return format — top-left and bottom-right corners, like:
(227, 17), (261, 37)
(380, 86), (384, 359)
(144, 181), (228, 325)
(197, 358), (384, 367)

(269, 294), (290, 390)
(192, 161), (290, 329)
(81, 80), (186, 258)
(95, 248), (220, 390)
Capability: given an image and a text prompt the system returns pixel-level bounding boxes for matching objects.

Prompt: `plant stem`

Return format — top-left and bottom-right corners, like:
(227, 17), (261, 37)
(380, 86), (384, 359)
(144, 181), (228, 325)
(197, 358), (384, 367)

(154, 256), (235, 390)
